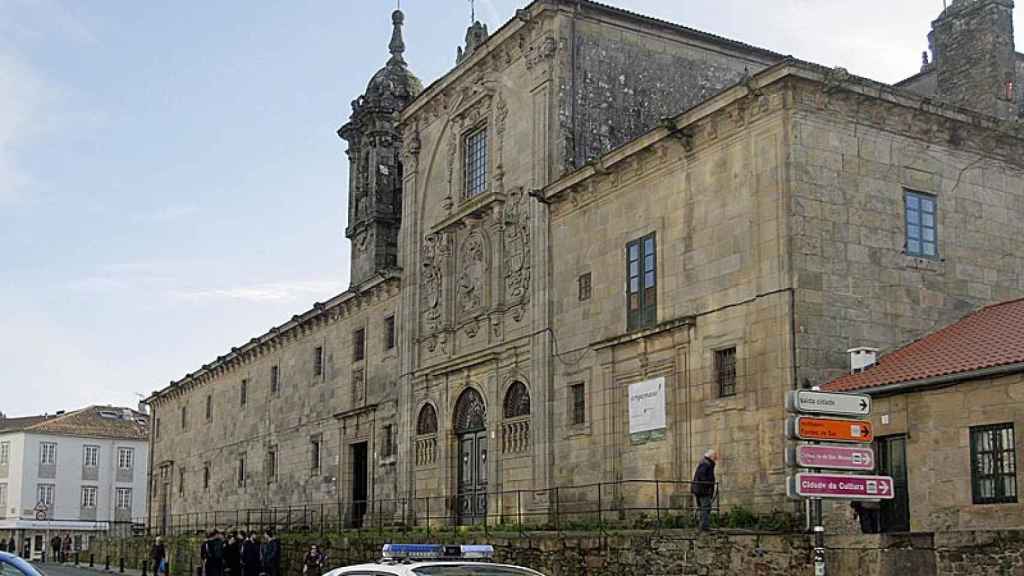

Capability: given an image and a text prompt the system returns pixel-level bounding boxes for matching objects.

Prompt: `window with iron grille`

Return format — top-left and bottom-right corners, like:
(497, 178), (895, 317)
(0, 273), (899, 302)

(240, 378), (248, 407)
(384, 315), (396, 350)
(715, 347), (737, 398)
(205, 395), (212, 422)
(237, 456), (246, 488)
(905, 191), (938, 258)
(626, 233), (657, 331)
(463, 127), (488, 197)
(270, 365), (280, 396)
(354, 328), (366, 361)
(571, 383), (586, 426)
(314, 346), (324, 376)
(578, 273), (592, 301)
(971, 423), (1018, 504)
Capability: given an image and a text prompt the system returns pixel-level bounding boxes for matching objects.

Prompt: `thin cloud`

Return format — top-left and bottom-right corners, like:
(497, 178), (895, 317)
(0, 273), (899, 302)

(0, 51), (50, 205)
(169, 279), (347, 303)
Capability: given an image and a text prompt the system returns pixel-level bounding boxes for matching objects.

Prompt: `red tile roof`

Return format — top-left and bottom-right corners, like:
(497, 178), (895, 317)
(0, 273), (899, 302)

(0, 406), (148, 440)
(824, 298), (1024, 393)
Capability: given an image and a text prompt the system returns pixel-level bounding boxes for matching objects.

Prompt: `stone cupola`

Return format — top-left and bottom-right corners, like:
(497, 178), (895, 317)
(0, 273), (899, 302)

(338, 9), (423, 286)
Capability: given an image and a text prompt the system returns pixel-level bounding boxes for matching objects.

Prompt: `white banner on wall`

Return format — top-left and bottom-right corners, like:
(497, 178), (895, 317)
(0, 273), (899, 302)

(628, 376), (667, 442)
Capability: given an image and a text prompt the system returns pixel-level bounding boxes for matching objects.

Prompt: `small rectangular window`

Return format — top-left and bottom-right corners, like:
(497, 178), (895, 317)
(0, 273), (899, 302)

(571, 383), (586, 426)
(37, 484), (55, 507)
(578, 273), (592, 301)
(905, 191), (938, 258)
(310, 436), (322, 474)
(181, 405), (188, 430)
(178, 468), (185, 497)
(384, 316), (396, 350)
(971, 423), (1018, 504)
(626, 233), (657, 330)
(354, 328), (366, 362)
(118, 447), (134, 470)
(203, 463), (211, 490)
(463, 127), (488, 197)
(155, 417), (161, 440)
(270, 365), (280, 396)
(240, 378), (248, 407)
(383, 425), (395, 457)
(237, 456), (246, 488)
(115, 487), (132, 510)
(716, 347), (737, 398)
(0, 484), (7, 510)
(83, 446), (99, 468)
(266, 449), (277, 483)
(205, 395), (213, 422)
(314, 346), (324, 376)
(80, 486), (97, 509)
(40, 442), (57, 465)
(0, 441), (9, 465)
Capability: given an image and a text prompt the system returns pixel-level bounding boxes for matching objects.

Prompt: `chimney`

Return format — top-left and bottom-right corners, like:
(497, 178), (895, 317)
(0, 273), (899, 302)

(847, 347), (879, 374)
(929, 0), (1019, 119)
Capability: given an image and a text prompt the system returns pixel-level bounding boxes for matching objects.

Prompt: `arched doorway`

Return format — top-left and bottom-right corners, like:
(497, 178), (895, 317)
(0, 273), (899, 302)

(453, 387), (487, 523)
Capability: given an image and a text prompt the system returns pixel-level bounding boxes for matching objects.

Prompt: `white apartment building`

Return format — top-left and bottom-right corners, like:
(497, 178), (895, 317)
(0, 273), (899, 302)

(0, 406), (149, 559)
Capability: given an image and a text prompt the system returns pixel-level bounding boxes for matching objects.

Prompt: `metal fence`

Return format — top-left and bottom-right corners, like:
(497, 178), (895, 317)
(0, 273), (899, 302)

(154, 479), (720, 537)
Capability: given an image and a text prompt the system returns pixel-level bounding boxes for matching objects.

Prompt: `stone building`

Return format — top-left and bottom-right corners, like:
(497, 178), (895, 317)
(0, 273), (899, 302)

(145, 0), (1024, 531)
(824, 298), (1024, 533)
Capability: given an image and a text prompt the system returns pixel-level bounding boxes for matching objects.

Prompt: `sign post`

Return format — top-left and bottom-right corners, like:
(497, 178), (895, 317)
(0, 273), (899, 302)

(785, 389), (892, 576)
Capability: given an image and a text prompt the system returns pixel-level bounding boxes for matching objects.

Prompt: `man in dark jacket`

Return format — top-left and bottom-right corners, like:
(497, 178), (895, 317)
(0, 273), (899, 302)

(150, 537), (166, 576)
(691, 449), (718, 531)
(240, 533), (261, 576)
(202, 531), (225, 576)
(224, 532), (241, 576)
(260, 530), (280, 576)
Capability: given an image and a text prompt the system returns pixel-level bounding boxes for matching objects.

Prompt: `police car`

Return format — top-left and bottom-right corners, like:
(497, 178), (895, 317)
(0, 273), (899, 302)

(322, 544), (546, 576)
(0, 552), (45, 576)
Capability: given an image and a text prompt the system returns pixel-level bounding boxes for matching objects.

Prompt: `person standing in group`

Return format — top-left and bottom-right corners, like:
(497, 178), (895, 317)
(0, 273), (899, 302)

(63, 535), (72, 562)
(224, 532), (241, 576)
(691, 449), (718, 531)
(302, 545), (326, 576)
(260, 529), (280, 576)
(240, 532), (261, 576)
(150, 537), (166, 576)
(202, 530), (225, 576)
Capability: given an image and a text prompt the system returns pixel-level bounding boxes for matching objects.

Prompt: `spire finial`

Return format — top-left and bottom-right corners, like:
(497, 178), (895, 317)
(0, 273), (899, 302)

(389, 9), (406, 64)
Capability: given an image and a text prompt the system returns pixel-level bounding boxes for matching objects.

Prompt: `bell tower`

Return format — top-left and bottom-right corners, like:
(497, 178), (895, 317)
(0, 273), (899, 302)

(339, 9), (422, 286)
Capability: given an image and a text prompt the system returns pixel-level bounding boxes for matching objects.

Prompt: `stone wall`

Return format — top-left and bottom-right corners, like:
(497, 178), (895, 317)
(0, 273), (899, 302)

(85, 528), (1024, 576)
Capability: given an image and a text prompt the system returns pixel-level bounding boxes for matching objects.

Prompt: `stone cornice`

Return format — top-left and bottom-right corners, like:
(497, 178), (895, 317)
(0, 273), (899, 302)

(147, 272), (402, 406)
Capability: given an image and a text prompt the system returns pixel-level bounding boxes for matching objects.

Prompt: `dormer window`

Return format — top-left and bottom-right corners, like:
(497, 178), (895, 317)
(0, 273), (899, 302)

(463, 127), (488, 198)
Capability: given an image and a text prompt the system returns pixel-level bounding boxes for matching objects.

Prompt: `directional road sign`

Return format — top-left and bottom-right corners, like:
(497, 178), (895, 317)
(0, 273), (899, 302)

(787, 415), (874, 443)
(787, 390), (871, 417)
(787, 444), (875, 471)
(788, 473), (895, 500)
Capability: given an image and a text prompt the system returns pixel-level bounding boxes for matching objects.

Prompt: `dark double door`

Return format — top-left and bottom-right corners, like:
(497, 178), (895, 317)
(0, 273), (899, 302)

(351, 442), (368, 528)
(876, 435), (910, 532)
(457, 431), (488, 523)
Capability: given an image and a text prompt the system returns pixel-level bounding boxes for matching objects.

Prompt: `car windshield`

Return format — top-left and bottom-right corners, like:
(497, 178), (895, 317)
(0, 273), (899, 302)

(0, 558), (45, 576)
(413, 566), (542, 576)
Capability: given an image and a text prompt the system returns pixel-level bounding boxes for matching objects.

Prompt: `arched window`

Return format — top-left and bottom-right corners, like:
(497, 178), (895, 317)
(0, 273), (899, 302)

(503, 382), (530, 419)
(416, 404), (438, 435)
(453, 388), (486, 434)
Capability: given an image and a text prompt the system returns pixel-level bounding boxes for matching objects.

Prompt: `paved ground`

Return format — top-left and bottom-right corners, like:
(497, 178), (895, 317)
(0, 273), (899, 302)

(32, 563), (143, 576)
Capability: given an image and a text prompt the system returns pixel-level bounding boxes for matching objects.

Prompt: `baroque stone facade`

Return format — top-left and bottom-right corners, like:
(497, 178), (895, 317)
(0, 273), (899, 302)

(146, 0), (1024, 531)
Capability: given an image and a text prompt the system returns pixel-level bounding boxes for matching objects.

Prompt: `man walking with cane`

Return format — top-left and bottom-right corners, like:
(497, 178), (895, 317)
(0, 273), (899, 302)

(691, 449), (718, 531)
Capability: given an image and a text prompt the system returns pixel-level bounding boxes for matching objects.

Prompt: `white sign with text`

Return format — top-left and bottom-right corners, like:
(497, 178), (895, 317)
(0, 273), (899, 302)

(628, 376), (666, 435)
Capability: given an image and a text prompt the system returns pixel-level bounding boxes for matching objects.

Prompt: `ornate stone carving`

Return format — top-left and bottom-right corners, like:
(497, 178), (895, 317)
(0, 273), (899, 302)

(421, 233), (444, 333)
(464, 319), (480, 339)
(457, 229), (488, 314)
(502, 187), (531, 302)
(525, 34), (556, 70)
(453, 387), (486, 434)
(352, 368), (365, 407)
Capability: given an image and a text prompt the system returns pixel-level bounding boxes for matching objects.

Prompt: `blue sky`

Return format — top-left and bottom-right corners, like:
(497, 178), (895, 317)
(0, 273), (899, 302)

(2, 0), (1017, 416)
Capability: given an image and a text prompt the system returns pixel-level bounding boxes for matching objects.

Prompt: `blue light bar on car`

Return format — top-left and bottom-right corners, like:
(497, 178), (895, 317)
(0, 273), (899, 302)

(381, 544), (495, 560)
